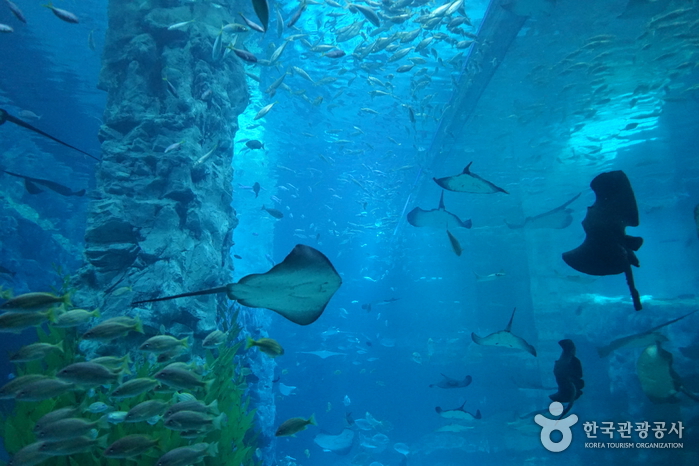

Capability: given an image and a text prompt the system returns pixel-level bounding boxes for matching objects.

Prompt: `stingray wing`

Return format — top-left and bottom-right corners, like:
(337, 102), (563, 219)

(433, 172), (507, 194)
(471, 331), (537, 356)
(314, 429), (355, 455)
(227, 244), (342, 325)
(407, 207), (472, 229)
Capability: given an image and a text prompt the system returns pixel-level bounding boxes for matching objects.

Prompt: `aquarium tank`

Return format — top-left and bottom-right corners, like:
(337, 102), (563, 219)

(0, 0), (698, 465)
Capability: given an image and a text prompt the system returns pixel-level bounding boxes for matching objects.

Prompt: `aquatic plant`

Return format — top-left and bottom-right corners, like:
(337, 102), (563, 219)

(0, 297), (259, 466)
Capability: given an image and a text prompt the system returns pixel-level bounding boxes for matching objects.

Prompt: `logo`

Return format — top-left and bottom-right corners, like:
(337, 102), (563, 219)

(535, 402), (578, 452)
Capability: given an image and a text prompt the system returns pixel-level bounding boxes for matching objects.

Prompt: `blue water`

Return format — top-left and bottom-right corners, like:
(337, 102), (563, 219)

(2, 0), (699, 465)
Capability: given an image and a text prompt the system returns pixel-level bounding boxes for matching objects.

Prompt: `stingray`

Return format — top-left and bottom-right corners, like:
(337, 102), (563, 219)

(429, 373), (472, 389)
(0, 108), (99, 161)
(549, 339), (584, 418)
(562, 170), (644, 310)
(433, 162), (508, 194)
(132, 244), (342, 326)
(636, 342), (699, 403)
(3, 170), (86, 196)
(407, 191), (472, 229)
(618, 0), (670, 19)
(506, 193), (581, 229)
(596, 310), (697, 357)
(435, 402), (481, 421)
(300, 350), (345, 359)
(314, 429), (355, 455)
(471, 308), (537, 356)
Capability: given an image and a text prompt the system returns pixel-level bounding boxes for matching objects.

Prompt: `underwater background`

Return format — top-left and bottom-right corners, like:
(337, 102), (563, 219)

(1, 0), (699, 465)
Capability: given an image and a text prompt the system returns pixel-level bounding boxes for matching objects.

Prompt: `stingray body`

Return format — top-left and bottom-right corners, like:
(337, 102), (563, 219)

(430, 373), (472, 389)
(550, 339), (584, 418)
(506, 193), (581, 229)
(0, 108), (99, 161)
(597, 310), (697, 357)
(300, 350), (345, 359)
(562, 171), (643, 310)
(407, 191), (472, 229)
(4, 170), (86, 197)
(314, 429), (354, 455)
(471, 307), (537, 356)
(435, 402), (481, 421)
(132, 245), (342, 326)
(637, 342), (699, 403)
(433, 162), (508, 194)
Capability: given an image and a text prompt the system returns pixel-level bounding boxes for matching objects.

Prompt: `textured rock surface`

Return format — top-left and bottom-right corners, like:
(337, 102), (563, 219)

(73, 0), (247, 344)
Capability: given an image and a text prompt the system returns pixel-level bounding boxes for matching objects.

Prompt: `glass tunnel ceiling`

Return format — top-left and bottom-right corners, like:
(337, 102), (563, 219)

(234, 0), (695, 256)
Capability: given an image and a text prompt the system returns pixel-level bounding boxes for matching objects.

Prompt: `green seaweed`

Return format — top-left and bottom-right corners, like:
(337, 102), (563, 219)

(0, 296), (259, 466)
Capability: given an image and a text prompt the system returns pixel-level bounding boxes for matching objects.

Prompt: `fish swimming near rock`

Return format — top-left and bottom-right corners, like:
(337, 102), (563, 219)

(245, 139), (264, 150)
(132, 244), (342, 326)
(0, 109), (98, 160)
(549, 339), (584, 418)
(3, 170), (86, 196)
(429, 373), (472, 389)
(276, 414), (316, 436)
(407, 191), (472, 229)
(433, 162), (508, 194)
(562, 170), (643, 310)
(636, 341), (699, 403)
(597, 310), (697, 358)
(313, 429), (354, 455)
(506, 193), (581, 229)
(262, 205), (284, 219)
(471, 307), (537, 356)
(435, 401), (481, 421)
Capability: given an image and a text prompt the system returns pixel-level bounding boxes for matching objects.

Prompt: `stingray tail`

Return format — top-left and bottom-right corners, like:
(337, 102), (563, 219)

(132, 286), (229, 306)
(624, 266), (642, 311)
(0, 108), (100, 161)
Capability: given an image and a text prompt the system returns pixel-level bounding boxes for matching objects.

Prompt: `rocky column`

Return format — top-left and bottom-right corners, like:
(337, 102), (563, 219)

(73, 0), (248, 345)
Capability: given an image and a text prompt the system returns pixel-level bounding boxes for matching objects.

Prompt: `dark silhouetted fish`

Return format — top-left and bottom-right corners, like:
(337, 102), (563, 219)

(429, 373), (472, 389)
(313, 429), (354, 455)
(407, 191), (472, 229)
(506, 193), (581, 229)
(4, 170), (86, 196)
(0, 108), (99, 161)
(433, 162), (508, 194)
(262, 205), (283, 219)
(253, 182), (261, 198)
(549, 339), (584, 418)
(637, 341), (699, 403)
(597, 310), (697, 357)
(132, 245), (342, 325)
(251, 0), (270, 32)
(562, 171), (643, 310)
(246, 140), (264, 150)
(471, 307), (537, 356)
(435, 401), (481, 421)
(446, 230), (462, 256)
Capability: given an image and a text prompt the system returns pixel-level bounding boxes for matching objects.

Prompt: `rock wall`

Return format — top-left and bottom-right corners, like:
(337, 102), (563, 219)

(74, 0), (248, 345)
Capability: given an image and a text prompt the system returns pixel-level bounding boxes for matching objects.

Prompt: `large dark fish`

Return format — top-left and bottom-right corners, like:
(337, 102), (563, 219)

(471, 307), (537, 356)
(506, 193), (581, 229)
(262, 205), (283, 219)
(562, 171), (643, 310)
(446, 230), (462, 256)
(0, 108), (99, 161)
(251, 0), (269, 32)
(3, 170), (85, 196)
(407, 191), (472, 229)
(596, 310), (697, 357)
(433, 162), (508, 194)
(636, 342), (699, 403)
(429, 373), (472, 389)
(549, 339), (584, 418)
(132, 245), (342, 326)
